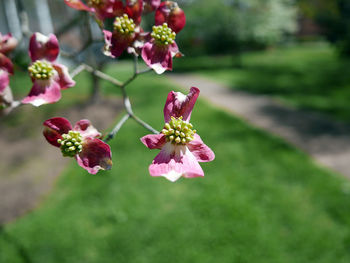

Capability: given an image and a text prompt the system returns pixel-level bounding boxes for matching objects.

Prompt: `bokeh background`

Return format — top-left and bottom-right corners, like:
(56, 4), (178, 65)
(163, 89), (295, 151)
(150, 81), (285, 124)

(1, 0), (350, 262)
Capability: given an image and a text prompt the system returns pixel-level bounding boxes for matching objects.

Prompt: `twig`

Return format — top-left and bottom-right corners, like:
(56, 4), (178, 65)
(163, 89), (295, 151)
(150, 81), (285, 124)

(131, 115), (159, 134)
(104, 113), (131, 142)
(70, 64), (86, 78)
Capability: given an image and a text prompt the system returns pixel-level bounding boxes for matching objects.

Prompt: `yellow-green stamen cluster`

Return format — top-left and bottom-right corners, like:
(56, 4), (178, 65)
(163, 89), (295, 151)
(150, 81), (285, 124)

(113, 14), (136, 35)
(28, 60), (54, 80)
(57, 130), (83, 157)
(162, 116), (196, 145)
(88, 0), (102, 6)
(151, 23), (176, 45)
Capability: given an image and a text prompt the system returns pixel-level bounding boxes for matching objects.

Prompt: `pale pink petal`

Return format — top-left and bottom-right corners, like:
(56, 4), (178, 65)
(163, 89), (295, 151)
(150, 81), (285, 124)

(52, 63), (75, 89)
(64, 0), (93, 11)
(77, 138), (112, 174)
(141, 134), (166, 149)
(22, 80), (61, 106)
(187, 134), (215, 162)
(43, 117), (72, 147)
(29, 33), (59, 62)
(74, 119), (101, 139)
(141, 41), (172, 74)
(149, 142), (204, 182)
(163, 86), (200, 123)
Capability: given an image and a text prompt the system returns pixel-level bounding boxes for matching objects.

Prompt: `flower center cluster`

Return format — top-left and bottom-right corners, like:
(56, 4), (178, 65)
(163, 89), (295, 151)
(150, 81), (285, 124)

(113, 14), (136, 35)
(57, 130), (83, 157)
(151, 23), (176, 45)
(28, 60), (54, 80)
(162, 116), (196, 145)
(88, 0), (102, 6)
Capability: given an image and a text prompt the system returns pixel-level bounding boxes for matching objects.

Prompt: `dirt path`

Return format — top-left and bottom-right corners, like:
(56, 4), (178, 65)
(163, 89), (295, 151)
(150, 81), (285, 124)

(0, 97), (122, 224)
(168, 73), (350, 179)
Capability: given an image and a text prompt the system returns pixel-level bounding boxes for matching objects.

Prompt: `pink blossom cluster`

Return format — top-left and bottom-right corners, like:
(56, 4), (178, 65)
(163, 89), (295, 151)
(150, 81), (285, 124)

(0, 1), (215, 180)
(65, 0), (186, 74)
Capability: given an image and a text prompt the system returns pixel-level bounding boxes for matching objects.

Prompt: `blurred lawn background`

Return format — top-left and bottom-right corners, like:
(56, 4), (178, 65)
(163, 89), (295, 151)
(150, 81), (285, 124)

(2, 0), (350, 262)
(1, 63), (350, 262)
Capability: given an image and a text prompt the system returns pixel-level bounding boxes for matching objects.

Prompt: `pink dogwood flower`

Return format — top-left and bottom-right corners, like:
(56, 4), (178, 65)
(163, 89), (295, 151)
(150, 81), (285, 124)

(43, 117), (113, 174)
(0, 33), (18, 55)
(22, 33), (75, 107)
(64, 0), (117, 21)
(141, 87), (215, 182)
(103, 0), (144, 58)
(141, 22), (181, 74)
(155, 1), (186, 34)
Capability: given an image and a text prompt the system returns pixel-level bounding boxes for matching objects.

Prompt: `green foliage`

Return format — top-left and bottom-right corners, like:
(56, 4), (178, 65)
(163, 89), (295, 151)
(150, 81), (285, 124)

(176, 43), (350, 122)
(1, 64), (350, 262)
(178, 0), (298, 55)
(298, 0), (350, 56)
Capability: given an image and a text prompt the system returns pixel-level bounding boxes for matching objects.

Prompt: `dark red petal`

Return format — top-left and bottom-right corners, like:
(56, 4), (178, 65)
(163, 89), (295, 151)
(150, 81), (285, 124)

(0, 53), (14, 74)
(103, 30), (134, 58)
(29, 33), (59, 62)
(43, 117), (72, 147)
(143, 0), (161, 13)
(155, 1), (186, 33)
(94, 0), (117, 20)
(126, 0), (143, 25)
(163, 86), (200, 123)
(77, 138), (112, 174)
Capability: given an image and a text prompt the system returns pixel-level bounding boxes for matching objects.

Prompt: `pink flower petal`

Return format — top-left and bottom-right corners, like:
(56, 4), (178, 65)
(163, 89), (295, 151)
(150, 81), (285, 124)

(94, 0), (117, 20)
(141, 134), (166, 149)
(155, 1), (186, 33)
(0, 33), (18, 54)
(52, 63), (75, 89)
(103, 30), (133, 58)
(0, 70), (9, 93)
(126, 0), (143, 25)
(43, 117), (72, 147)
(141, 41), (172, 74)
(0, 53), (14, 74)
(22, 80), (61, 106)
(29, 33), (59, 62)
(64, 0), (93, 11)
(163, 86), (200, 123)
(77, 138), (112, 174)
(74, 119), (101, 139)
(149, 142), (204, 182)
(187, 134), (215, 162)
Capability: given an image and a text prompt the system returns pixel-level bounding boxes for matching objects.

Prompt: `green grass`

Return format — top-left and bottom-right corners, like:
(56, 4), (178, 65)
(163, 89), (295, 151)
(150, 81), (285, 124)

(1, 63), (350, 262)
(173, 43), (350, 122)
